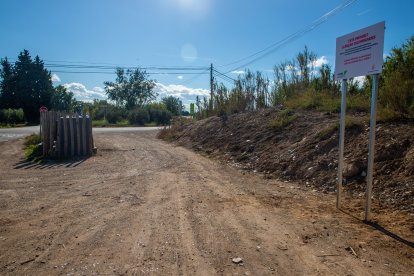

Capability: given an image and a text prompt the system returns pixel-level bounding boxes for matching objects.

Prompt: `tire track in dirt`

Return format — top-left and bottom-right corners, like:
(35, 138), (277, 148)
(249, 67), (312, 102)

(1, 131), (413, 275)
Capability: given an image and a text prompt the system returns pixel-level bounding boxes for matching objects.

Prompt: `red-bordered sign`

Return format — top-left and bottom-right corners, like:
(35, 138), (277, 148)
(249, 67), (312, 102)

(39, 106), (48, 111)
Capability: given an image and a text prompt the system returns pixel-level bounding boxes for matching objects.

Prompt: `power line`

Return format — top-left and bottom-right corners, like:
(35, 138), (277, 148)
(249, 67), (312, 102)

(213, 69), (237, 82)
(4, 58), (209, 71)
(214, 74), (234, 85)
(52, 70), (210, 75)
(222, 0), (357, 73)
(179, 68), (211, 86)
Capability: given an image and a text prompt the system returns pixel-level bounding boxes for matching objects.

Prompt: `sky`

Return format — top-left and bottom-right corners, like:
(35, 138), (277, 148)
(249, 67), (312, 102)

(1, 0), (414, 108)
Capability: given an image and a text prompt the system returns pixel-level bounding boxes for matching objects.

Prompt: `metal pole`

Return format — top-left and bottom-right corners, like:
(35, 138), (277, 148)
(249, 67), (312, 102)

(210, 63), (214, 113)
(365, 74), (379, 221)
(337, 79), (347, 209)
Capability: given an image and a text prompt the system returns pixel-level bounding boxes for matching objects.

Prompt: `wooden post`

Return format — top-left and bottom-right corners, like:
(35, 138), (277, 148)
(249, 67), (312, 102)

(69, 113), (75, 157)
(41, 111), (46, 157)
(82, 114), (87, 155)
(45, 111), (50, 157)
(75, 113), (81, 156)
(56, 113), (61, 157)
(63, 113), (68, 157)
(88, 116), (93, 155)
(49, 111), (54, 156)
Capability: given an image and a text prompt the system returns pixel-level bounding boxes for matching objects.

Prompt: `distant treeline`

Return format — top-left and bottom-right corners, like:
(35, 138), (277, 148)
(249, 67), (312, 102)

(0, 51), (185, 125)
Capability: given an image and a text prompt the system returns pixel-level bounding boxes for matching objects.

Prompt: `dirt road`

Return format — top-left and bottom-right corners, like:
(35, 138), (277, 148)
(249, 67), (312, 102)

(1, 131), (413, 275)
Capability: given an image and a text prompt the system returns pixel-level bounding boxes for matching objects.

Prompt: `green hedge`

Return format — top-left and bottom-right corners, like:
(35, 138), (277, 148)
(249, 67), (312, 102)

(0, 108), (25, 124)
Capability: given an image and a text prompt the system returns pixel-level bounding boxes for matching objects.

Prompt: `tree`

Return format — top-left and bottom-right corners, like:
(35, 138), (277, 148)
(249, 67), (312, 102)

(162, 96), (180, 116)
(296, 45), (317, 86)
(0, 58), (16, 109)
(50, 85), (76, 111)
(104, 67), (156, 110)
(380, 36), (414, 117)
(0, 50), (54, 122)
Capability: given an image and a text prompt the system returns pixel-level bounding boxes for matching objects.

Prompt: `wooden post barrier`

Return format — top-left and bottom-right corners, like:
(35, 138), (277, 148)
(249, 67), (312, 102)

(39, 111), (95, 158)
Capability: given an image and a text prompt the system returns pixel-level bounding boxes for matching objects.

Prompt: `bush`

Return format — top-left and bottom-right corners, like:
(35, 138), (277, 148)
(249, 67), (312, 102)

(105, 107), (126, 124)
(149, 108), (172, 125)
(267, 109), (297, 129)
(128, 108), (150, 125)
(24, 133), (41, 147)
(24, 134), (42, 160)
(380, 36), (414, 118)
(0, 108), (25, 125)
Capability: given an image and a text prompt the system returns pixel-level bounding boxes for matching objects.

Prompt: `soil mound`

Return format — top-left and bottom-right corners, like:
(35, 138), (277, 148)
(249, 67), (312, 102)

(161, 108), (414, 213)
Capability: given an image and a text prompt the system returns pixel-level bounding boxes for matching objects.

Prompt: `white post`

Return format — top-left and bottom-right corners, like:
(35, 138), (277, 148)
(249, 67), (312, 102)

(337, 79), (347, 209)
(365, 74), (379, 221)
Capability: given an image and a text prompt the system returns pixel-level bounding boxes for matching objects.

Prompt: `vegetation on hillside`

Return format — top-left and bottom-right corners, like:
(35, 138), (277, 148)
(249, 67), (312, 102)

(194, 36), (414, 122)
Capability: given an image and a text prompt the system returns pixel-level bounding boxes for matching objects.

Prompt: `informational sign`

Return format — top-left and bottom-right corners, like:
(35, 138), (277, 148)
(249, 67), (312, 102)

(335, 21), (385, 79)
(335, 21), (385, 221)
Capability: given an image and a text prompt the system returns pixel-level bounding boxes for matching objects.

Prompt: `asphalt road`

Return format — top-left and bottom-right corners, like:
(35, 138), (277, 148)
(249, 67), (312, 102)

(0, 126), (162, 142)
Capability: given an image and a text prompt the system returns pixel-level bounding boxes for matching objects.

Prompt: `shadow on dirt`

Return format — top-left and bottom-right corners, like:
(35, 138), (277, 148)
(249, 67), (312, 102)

(13, 158), (87, 170)
(340, 209), (414, 249)
(364, 220), (414, 249)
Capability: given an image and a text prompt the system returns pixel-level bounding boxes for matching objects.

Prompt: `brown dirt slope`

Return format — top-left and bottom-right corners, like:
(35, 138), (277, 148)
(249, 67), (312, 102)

(162, 108), (414, 213)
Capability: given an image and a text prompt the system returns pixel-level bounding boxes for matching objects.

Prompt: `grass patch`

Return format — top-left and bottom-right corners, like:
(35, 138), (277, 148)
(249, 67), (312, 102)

(24, 134), (42, 161)
(145, 122), (157, 127)
(93, 119), (131, 127)
(0, 123), (28, 128)
(92, 119), (109, 127)
(316, 116), (363, 139)
(267, 109), (298, 129)
(285, 90), (371, 113)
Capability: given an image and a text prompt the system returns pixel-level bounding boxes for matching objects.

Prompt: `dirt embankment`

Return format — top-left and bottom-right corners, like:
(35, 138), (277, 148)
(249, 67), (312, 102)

(162, 108), (414, 214)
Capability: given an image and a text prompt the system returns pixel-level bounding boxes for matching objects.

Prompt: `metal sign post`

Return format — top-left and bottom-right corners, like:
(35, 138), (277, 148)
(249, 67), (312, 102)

(335, 21), (385, 217)
(337, 79), (348, 209)
(365, 73), (379, 221)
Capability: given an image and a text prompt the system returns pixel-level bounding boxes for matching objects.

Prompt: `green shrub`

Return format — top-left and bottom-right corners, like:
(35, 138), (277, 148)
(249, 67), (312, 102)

(0, 108), (25, 124)
(316, 116), (363, 139)
(105, 107), (126, 123)
(128, 108), (150, 125)
(25, 144), (42, 160)
(24, 134), (42, 160)
(24, 133), (41, 147)
(149, 108), (172, 125)
(379, 36), (414, 119)
(267, 109), (297, 129)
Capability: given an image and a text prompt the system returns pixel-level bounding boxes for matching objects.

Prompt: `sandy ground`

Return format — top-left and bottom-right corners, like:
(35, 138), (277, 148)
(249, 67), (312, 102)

(0, 131), (413, 275)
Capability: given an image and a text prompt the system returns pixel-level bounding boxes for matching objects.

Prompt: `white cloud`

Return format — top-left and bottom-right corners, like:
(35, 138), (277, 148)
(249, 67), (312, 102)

(177, 75), (184, 80)
(63, 83), (107, 102)
(353, 76), (366, 88)
(51, 73), (61, 82)
(154, 82), (209, 110)
(285, 65), (296, 71)
(311, 56), (329, 67)
(230, 70), (245, 74)
(62, 81), (210, 110)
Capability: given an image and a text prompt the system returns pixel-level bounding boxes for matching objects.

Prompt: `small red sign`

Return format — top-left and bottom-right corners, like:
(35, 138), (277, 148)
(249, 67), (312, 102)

(39, 106), (48, 111)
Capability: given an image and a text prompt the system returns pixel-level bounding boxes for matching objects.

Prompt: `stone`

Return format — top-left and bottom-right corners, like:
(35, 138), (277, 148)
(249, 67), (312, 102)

(232, 257), (243, 264)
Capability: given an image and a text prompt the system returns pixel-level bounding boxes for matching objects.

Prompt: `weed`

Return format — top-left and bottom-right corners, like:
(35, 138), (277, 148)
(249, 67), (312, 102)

(267, 109), (297, 129)
(24, 134), (41, 147)
(316, 116), (363, 139)
(23, 134), (42, 161)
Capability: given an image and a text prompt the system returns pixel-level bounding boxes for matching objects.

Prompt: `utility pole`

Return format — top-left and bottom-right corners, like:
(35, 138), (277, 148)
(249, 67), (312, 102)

(209, 63), (214, 113)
